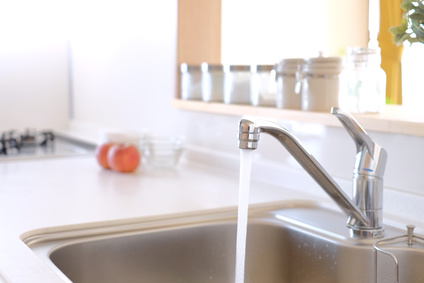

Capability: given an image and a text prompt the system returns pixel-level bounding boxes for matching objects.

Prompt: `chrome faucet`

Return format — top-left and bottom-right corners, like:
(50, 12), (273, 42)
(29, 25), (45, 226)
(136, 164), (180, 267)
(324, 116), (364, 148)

(238, 107), (387, 238)
(331, 107), (387, 237)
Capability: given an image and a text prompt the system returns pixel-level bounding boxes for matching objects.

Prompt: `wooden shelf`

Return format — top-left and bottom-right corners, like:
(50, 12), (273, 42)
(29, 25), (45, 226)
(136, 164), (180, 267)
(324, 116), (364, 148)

(173, 99), (424, 137)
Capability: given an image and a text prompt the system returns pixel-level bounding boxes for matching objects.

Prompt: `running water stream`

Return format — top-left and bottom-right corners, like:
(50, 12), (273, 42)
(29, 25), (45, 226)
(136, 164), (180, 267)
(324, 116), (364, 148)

(235, 149), (254, 283)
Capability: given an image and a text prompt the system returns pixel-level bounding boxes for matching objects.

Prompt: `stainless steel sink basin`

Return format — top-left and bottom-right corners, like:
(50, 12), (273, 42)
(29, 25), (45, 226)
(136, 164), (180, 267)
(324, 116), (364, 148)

(24, 202), (424, 283)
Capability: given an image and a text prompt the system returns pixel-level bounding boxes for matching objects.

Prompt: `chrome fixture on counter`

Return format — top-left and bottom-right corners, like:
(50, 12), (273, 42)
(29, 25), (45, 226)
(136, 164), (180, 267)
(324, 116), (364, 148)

(238, 107), (387, 238)
(331, 107), (387, 237)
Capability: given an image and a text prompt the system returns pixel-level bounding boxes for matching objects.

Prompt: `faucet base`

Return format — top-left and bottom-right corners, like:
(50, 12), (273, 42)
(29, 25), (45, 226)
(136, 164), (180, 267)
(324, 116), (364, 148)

(350, 227), (384, 238)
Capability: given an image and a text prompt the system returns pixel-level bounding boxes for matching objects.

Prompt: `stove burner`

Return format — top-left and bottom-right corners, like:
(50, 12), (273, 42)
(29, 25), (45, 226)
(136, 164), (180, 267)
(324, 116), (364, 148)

(40, 131), (55, 146)
(0, 129), (55, 155)
(20, 129), (37, 145)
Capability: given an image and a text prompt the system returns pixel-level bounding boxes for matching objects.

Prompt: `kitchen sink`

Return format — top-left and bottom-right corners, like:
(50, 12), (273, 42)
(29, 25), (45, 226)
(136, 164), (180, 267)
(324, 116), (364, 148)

(24, 202), (424, 283)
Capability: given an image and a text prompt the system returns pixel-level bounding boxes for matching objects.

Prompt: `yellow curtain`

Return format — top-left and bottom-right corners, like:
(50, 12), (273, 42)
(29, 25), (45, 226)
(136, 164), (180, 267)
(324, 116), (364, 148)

(379, 0), (404, 104)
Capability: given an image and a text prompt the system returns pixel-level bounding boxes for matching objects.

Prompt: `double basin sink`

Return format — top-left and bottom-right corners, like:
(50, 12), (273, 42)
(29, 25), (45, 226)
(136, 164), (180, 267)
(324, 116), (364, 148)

(24, 201), (424, 283)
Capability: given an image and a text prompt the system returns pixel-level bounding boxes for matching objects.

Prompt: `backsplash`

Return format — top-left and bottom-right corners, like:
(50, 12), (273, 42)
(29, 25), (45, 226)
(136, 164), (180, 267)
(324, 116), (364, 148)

(178, 111), (424, 233)
(178, 110), (424, 196)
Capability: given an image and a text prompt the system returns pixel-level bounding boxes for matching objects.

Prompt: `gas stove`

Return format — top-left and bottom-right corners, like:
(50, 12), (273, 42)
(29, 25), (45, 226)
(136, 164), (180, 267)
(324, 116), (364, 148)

(0, 129), (95, 161)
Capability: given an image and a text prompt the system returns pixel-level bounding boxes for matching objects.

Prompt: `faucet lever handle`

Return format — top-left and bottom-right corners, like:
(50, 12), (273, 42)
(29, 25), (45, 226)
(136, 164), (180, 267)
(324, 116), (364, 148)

(331, 107), (387, 178)
(331, 107), (374, 155)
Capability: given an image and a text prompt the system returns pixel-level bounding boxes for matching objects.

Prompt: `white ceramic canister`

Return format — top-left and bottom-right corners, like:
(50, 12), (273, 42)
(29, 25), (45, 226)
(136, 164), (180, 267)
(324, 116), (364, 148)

(301, 57), (343, 112)
(201, 63), (225, 103)
(275, 58), (304, 109)
(223, 65), (251, 104)
(180, 63), (203, 100)
(250, 64), (277, 107)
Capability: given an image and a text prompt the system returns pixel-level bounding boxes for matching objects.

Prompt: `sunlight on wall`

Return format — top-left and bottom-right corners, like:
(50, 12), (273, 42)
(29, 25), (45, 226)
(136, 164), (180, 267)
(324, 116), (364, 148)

(69, 0), (179, 132)
(401, 43), (424, 112)
(0, 1), (69, 53)
(221, 0), (369, 64)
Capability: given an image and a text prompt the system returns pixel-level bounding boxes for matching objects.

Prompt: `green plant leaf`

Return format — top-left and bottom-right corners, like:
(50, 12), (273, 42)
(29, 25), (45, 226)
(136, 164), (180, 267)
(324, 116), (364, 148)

(401, 0), (416, 11)
(399, 33), (413, 45)
(391, 0), (424, 45)
(409, 11), (424, 20)
(415, 7), (424, 14)
(400, 16), (410, 27)
(411, 22), (424, 38)
(390, 25), (408, 34)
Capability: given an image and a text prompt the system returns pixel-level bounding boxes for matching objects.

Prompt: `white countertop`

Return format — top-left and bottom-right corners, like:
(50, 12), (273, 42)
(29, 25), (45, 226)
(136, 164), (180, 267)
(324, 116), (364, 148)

(0, 153), (312, 283)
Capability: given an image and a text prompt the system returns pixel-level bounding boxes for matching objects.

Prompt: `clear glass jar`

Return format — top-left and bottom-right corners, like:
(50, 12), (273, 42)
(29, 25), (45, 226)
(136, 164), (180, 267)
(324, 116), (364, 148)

(180, 63), (202, 100)
(250, 64), (277, 107)
(201, 63), (224, 103)
(339, 47), (386, 113)
(275, 58), (304, 109)
(301, 57), (343, 112)
(223, 65), (251, 104)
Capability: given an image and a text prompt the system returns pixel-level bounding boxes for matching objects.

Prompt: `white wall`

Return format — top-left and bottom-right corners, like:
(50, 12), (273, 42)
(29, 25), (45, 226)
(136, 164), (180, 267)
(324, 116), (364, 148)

(221, 0), (369, 64)
(0, 0), (69, 132)
(69, 0), (182, 137)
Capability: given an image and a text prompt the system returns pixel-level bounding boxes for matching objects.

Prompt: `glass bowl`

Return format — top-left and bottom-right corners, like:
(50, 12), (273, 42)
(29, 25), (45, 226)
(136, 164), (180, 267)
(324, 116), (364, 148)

(144, 136), (185, 169)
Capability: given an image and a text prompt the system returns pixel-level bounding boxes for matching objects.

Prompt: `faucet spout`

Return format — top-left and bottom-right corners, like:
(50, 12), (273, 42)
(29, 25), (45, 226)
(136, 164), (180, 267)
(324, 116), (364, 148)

(238, 118), (369, 230)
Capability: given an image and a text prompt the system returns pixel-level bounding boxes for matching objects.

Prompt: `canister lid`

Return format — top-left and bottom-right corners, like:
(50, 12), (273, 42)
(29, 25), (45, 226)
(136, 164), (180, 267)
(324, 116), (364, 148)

(201, 63), (224, 72)
(250, 64), (275, 72)
(305, 56), (342, 65)
(180, 63), (202, 73)
(276, 58), (304, 74)
(223, 65), (251, 72)
(303, 56), (343, 75)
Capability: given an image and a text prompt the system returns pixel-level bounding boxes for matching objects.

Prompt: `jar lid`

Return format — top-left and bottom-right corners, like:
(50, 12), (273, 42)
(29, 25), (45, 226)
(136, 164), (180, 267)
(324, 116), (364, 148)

(277, 58), (304, 66)
(303, 56), (343, 75)
(276, 58), (304, 73)
(348, 47), (380, 56)
(201, 63), (224, 72)
(250, 64), (275, 72)
(223, 65), (251, 72)
(305, 56), (342, 65)
(346, 47), (381, 64)
(180, 63), (202, 73)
